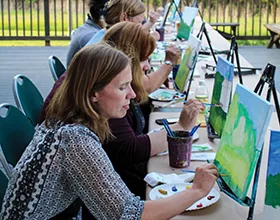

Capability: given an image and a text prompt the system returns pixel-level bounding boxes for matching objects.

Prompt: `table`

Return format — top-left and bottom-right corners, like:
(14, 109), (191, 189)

(147, 110), (279, 220)
(209, 22), (240, 39)
(151, 17), (259, 110)
(146, 18), (279, 219)
(264, 24), (280, 48)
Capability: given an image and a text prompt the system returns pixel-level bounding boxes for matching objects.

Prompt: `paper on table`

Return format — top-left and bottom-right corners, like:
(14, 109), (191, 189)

(192, 143), (213, 152)
(144, 172), (195, 187)
(191, 152), (216, 161)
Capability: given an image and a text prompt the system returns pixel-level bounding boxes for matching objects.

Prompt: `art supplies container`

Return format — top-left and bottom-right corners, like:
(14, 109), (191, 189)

(167, 131), (192, 168)
(156, 27), (165, 41)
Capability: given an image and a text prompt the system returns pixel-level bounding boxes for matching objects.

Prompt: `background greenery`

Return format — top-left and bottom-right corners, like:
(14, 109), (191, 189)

(0, 0), (277, 46)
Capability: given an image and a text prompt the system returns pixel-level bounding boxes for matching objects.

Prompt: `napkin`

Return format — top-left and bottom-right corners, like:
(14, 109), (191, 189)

(144, 172), (195, 187)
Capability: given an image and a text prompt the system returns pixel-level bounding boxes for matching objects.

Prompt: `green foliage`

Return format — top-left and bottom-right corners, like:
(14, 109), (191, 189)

(25, 0), (38, 4)
(265, 174), (280, 208)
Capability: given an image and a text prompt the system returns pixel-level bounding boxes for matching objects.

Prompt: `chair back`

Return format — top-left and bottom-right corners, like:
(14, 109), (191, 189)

(48, 55), (66, 81)
(13, 74), (44, 126)
(0, 169), (8, 206)
(0, 104), (35, 167)
(0, 149), (12, 179)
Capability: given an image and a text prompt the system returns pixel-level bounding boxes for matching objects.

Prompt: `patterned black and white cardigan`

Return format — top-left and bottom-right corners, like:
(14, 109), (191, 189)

(1, 121), (144, 219)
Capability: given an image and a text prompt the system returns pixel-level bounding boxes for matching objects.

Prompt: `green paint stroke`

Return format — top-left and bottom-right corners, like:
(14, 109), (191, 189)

(177, 18), (195, 40)
(214, 93), (258, 200)
(174, 47), (192, 92)
(209, 72), (226, 136)
(265, 173), (280, 208)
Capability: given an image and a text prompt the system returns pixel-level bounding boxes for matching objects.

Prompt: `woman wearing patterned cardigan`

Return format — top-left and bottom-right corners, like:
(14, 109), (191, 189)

(3, 44), (218, 219)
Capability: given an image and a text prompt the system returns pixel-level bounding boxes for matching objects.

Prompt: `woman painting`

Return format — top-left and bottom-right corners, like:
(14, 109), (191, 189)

(1, 43), (217, 220)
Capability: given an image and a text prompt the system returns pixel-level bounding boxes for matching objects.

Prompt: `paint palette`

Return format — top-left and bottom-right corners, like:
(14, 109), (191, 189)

(149, 183), (220, 211)
(149, 89), (185, 102)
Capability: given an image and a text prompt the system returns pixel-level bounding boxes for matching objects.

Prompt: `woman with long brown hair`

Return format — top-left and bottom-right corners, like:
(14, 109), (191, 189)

(102, 22), (204, 199)
(40, 22), (204, 201)
(1, 43), (217, 219)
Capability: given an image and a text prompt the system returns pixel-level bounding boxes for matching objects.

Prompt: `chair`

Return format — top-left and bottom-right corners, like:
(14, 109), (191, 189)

(0, 169), (8, 206)
(0, 149), (12, 179)
(48, 55), (66, 81)
(13, 74), (44, 126)
(0, 104), (35, 170)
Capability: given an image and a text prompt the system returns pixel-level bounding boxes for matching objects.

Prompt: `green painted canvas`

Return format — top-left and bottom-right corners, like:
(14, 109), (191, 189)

(208, 56), (234, 137)
(174, 34), (201, 92)
(167, 0), (180, 22)
(177, 6), (198, 40)
(214, 84), (274, 201)
(264, 130), (280, 219)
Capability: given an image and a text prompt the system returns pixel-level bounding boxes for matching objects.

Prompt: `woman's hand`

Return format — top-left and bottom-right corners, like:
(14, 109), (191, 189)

(151, 31), (160, 41)
(164, 45), (182, 65)
(178, 99), (204, 130)
(192, 163), (218, 198)
(148, 10), (161, 24)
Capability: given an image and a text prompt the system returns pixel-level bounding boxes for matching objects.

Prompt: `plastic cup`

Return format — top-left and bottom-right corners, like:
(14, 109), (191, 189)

(156, 27), (165, 41)
(167, 131), (193, 168)
(176, 21), (181, 32)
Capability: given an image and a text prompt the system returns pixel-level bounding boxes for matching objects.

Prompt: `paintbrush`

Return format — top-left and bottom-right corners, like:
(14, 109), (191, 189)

(202, 102), (222, 107)
(189, 123), (201, 137)
(162, 119), (175, 137)
(161, 97), (185, 108)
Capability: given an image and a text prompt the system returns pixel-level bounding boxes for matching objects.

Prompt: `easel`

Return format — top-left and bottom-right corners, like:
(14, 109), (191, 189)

(160, 0), (182, 29)
(183, 22), (214, 101)
(246, 63), (280, 219)
(217, 64), (280, 220)
(183, 50), (200, 101)
(254, 63), (280, 126)
(205, 36), (243, 84)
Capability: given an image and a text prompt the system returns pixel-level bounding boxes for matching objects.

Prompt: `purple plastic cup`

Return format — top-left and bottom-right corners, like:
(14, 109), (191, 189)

(156, 27), (165, 41)
(167, 131), (193, 168)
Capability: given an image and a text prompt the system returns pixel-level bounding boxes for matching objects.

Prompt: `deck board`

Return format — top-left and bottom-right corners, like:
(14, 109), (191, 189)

(0, 45), (279, 104)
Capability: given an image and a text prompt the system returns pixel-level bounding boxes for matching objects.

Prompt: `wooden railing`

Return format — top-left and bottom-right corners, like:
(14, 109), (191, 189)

(0, 0), (279, 45)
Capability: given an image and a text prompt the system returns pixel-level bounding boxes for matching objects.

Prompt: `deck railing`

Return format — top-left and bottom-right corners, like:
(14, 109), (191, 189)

(0, 0), (279, 45)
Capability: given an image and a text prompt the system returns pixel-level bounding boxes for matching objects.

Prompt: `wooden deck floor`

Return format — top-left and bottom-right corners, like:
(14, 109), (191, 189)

(0, 46), (279, 106)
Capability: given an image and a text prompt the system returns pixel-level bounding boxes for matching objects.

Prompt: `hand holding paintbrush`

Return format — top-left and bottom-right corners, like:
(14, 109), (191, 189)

(179, 99), (204, 130)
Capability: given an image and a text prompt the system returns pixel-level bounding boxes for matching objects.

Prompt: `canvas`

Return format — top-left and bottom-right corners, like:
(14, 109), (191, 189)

(264, 130), (280, 220)
(159, 3), (171, 28)
(174, 34), (201, 92)
(208, 56), (235, 137)
(177, 6), (198, 40)
(167, 0), (180, 22)
(214, 84), (274, 201)
(159, 0), (180, 28)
